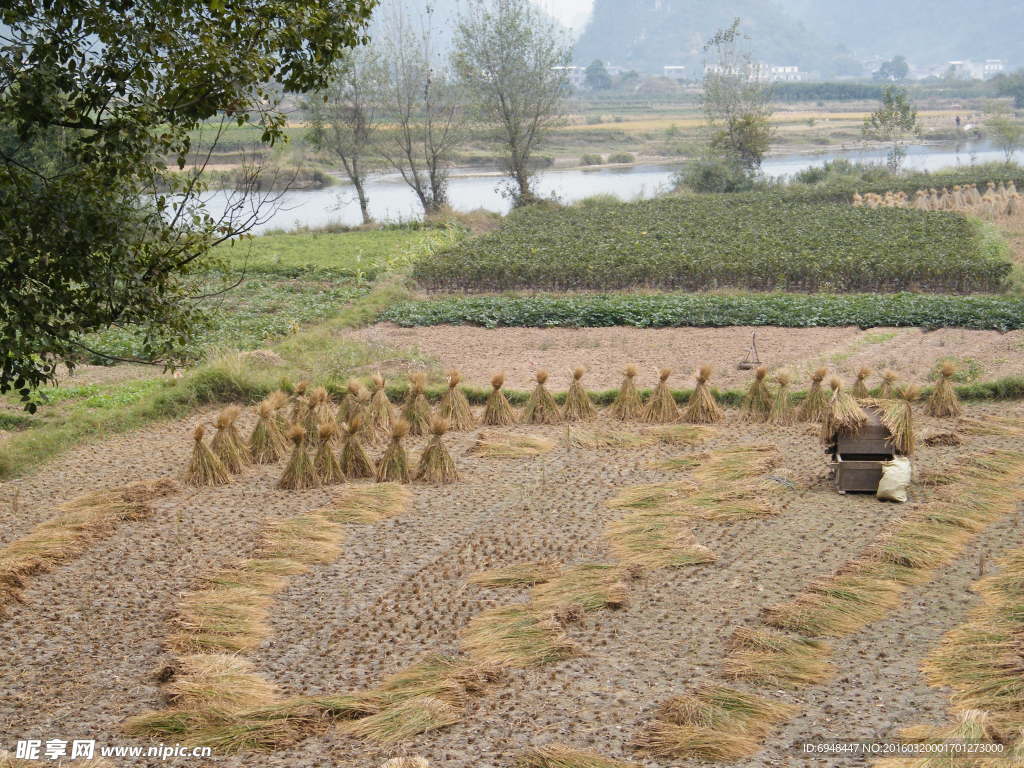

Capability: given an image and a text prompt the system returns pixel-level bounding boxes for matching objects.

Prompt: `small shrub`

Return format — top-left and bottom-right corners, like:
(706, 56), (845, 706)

(580, 153), (604, 166)
(607, 152), (635, 164)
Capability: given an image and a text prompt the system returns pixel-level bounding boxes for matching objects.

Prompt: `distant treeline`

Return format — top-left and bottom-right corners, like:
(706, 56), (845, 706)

(772, 82), (885, 101)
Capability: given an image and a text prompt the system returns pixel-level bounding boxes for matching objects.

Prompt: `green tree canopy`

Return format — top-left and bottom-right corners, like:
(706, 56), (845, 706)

(585, 60), (612, 90)
(873, 55), (910, 82)
(0, 0), (377, 407)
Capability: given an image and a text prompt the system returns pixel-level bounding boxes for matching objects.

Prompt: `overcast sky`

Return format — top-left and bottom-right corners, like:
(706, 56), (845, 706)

(536, 0), (593, 32)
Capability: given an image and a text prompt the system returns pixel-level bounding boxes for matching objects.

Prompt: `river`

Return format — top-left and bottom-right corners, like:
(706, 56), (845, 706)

(203, 140), (1011, 233)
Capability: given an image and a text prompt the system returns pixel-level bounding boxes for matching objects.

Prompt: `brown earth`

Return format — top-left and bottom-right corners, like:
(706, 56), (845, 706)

(347, 324), (1024, 392)
(1, 398), (1023, 768)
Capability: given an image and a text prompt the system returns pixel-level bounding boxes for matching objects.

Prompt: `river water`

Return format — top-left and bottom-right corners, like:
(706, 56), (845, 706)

(203, 140), (1010, 233)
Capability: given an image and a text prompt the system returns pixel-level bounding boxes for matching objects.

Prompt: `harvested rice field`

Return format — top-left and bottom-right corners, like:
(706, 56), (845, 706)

(2, 378), (1024, 767)
(347, 324), (1024, 392)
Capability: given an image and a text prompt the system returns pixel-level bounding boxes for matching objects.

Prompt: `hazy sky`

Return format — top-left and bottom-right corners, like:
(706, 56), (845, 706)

(536, 0), (593, 32)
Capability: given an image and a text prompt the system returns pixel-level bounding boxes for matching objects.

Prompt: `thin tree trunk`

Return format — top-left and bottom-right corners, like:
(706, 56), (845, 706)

(353, 176), (372, 225)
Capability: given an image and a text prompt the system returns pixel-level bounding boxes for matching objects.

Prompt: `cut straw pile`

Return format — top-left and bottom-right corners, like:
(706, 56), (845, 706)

(1, 479), (177, 612)
(640, 369), (679, 423)
(767, 372), (795, 425)
(797, 368), (829, 423)
(365, 373), (395, 443)
(562, 367), (597, 422)
(277, 426), (319, 490)
(471, 432), (554, 459)
(610, 365), (642, 421)
(681, 366), (723, 424)
(402, 372), (433, 436)
(925, 361), (963, 418)
(313, 423), (344, 485)
(820, 378), (867, 445)
(376, 419), (412, 484)
(521, 371), (562, 425)
(249, 398), (288, 464)
(439, 370), (475, 431)
(740, 366), (772, 423)
(483, 373), (516, 426)
(186, 425), (230, 486)
(852, 366), (872, 398)
(415, 417), (459, 484)
(339, 415), (375, 479)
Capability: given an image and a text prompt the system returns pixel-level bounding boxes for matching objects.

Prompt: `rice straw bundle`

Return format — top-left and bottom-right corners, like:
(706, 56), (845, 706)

(267, 389), (290, 432)
(277, 425), (320, 490)
(248, 399), (288, 464)
(740, 366), (772, 422)
(339, 415), (375, 479)
(641, 369), (680, 423)
(366, 373), (395, 442)
(289, 380), (310, 424)
(438, 370), (475, 431)
(376, 419), (411, 484)
(852, 366), (872, 398)
(415, 417), (460, 484)
(821, 378), (868, 445)
(610, 364), (643, 421)
(401, 372), (433, 436)
(337, 379), (366, 427)
(313, 423), (345, 485)
(925, 361), (962, 418)
(797, 368), (829, 423)
(562, 367), (597, 422)
(861, 399), (915, 456)
(483, 373), (516, 426)
(899, 384), (921, 404)
(210, 405), (251, 473)
(185, 425), (230, 486)
(878, 371), (898, 399)
(521, 370), (562, 425)
(681, 366), (723, 424)
(304, 387), (334, 447)
(767, 372), (796, 425)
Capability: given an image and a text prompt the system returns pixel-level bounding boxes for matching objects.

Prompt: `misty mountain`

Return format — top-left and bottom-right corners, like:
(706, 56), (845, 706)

(573, 0), (858, 77)
(774, 0), (1023, 67)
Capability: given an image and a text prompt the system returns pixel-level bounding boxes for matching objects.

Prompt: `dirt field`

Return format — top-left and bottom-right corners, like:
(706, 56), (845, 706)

(2, 393), (1023, 767)
(347, 324), (1024, 392)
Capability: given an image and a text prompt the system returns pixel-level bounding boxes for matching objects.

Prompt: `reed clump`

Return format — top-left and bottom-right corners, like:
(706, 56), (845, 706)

(610, 365), (642, 421)
(483, 373), (516, 426)
(563, 367), (597, 422)
(797, 368), (829, 423)
(439, 370), (475, 431)
(415, 417), (459, 484)
(277, 426), (319, 491)
(376, 420), (411, 484)
(186, 425), (231, 487)
(681, 366), (723, 424)
(641, 369), (679, 424)
(522, 371), (562, 425)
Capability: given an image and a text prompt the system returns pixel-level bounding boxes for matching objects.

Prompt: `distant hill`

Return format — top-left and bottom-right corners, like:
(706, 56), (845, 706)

(573, 0), (857, 78)
(775, 0), (1023, 67)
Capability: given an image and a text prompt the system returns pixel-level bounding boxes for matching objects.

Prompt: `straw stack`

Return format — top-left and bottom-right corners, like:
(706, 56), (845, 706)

(339, 415), (375, 479)
(438, 370), (475, 431)
(878, 371), (898, 399)
(483, 373), (516, 426)
(740, 366), (772, 422)
(376, 419), (412, 484)
(821, 378), (868, 445)
(277, 425), (320, 490)
(210, 405), (251, 473)
(313, 423), (345, 485)
(610, 364), (643, 421)
(641, 369), (680, 423)
(767, 372), (796, 425)
(681, 365), (723, 424)
(185, 425), (230, 486)
(415, 417), (460, 484)
(402, 372), (433, 436)
(249, 399), (288, 464)
(797, 368), (829, 423)
(925, 361), (962, 418)
(521, 371), (562, 425)
(366, 373), (395, 442)
(562, 367), (597, 422)
(852, 367), (872, 398)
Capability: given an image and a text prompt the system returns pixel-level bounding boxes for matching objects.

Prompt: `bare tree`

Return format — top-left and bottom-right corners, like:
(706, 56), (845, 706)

(307, 48), (386, 225)
(452, 0), (570, 205)
(377, 8), (461, 215)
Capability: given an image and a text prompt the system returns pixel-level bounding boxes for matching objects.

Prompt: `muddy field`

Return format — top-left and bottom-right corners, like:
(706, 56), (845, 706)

(347, 324), (1024, 392)
(2, 392), (1023, 768)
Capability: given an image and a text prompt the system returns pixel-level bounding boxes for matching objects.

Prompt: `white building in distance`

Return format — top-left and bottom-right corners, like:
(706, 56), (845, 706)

(663, 65), (688, 81)
(703, 63), (808, 83)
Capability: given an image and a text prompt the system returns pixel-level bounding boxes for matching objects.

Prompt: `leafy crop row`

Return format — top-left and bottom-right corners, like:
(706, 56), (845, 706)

(381, 292), (1024, 332)
(411, 195), (1012, 293)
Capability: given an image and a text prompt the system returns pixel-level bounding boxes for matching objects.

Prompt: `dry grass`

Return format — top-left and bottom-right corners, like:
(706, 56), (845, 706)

(483, 373), (516, 426)
(470, 561), (561, 588)
(681, 365), (723, 424)
(636, 685), (795, 761)
(439, 370), (475, 431)
(740, 367), (773, 423)
(376, 419), (412, 484)
(277, 425), (319, 490)
(522, 370), (563, 425)
(470, 432), (554, 459)
(324, 483), (412, 524)
(797, 368), (830, 423)
(721, 627), (833, 689)
(415, 417), (459, 484)
(925, 361), (963, 418)
(0, 478), (177, 611)
(402, 372), (433, 436)
(249, 399), (288, 464)
(460, 605), (580, 668)
(563, 367), (598, 422)
(610, 364), (642, 421)
(516, 744), (639, 768)
(640, 369), (679, 424)
(186, 424), (231, 487)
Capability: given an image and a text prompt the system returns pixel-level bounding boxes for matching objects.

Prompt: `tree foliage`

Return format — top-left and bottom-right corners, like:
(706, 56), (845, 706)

(873, 55), (910, 82)
(585, 60), (613, 91)
(452, 0), (570, 204)
(0, 0), (377, 406)
(863, 87), (921, 170)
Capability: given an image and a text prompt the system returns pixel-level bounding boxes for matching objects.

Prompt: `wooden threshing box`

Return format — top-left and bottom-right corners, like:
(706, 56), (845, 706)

(829, 406), (894, 493)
